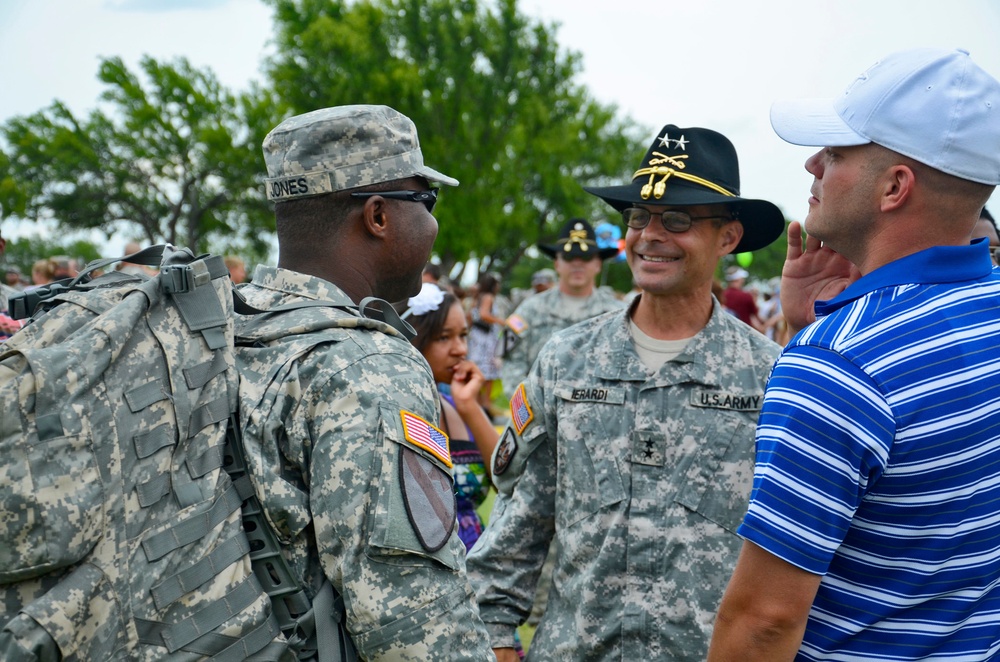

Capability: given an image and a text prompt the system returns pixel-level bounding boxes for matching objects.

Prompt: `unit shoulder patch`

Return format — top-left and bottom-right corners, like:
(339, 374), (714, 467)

(399, 447), (456, 552)
(493, 428), (518, 476)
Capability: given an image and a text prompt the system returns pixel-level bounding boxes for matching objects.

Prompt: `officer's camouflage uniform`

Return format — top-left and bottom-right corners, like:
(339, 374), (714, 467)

(500, 286), (624, 399)
(236, 266), (493, 661)
(469, 298), (780, 660)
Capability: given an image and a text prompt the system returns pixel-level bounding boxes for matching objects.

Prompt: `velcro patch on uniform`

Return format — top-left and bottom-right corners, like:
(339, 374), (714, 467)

(400, 410), (452, 467)
(399, 447), (456, 552)
(506, 314), (527, 335)
(493, 428), (517, 476)
(510, 384), (534, 435)
(631, 430), (665, 467)
(691, 389), (763, 412)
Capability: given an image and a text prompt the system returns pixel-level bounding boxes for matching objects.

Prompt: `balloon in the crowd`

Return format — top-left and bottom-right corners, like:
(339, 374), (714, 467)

(736, 252), (753, 268)
(595, 221), (627, 261)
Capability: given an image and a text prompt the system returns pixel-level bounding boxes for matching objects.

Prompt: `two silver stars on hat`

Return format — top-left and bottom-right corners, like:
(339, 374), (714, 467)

(658, 133), (689, 150)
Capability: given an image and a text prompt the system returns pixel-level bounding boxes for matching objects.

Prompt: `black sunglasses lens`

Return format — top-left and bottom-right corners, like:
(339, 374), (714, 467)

(423, 190), (438, 213)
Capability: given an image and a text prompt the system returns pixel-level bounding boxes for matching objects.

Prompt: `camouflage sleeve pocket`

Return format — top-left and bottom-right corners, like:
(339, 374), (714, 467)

(365, 403), (463, 571)
(0, 359), (105, 582)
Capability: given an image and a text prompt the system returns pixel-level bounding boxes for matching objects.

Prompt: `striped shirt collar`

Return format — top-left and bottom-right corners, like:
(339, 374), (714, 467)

(816, 238), (994, 318)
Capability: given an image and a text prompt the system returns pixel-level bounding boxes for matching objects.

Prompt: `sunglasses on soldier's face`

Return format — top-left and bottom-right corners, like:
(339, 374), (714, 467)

(350, 189), (438, 214)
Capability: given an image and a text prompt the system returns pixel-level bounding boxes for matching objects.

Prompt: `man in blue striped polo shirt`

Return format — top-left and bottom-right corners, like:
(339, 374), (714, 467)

(709, 49), (1000, 660)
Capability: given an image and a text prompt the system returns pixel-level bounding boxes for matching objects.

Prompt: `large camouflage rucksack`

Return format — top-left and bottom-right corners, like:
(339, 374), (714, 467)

(0, 246), (354, 661)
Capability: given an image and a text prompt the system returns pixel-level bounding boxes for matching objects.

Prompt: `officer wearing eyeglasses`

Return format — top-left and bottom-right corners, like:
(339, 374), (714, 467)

(235, 105), (494, 660)
(467, 125), (785, 662)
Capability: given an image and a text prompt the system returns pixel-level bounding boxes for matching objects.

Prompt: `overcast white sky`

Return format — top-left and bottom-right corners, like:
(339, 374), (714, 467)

(1, 0), (999, 256)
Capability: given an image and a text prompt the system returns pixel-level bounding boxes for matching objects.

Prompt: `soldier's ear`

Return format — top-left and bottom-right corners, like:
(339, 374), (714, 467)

(719, 220), (743, 255)
(360, 196), (390, 239)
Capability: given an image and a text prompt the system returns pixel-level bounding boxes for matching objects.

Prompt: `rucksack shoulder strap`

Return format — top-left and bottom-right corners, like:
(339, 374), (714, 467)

(358, 297), (416, 341)
(233, 290), (416, 341)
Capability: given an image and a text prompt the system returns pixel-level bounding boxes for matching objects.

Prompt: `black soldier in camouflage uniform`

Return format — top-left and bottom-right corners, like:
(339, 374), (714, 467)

(238, 105), (494, 660)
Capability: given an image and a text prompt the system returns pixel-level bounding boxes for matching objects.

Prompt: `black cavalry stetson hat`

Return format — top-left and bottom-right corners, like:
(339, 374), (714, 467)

(538, 218), (621, 260)
(584, 125), (785, 253)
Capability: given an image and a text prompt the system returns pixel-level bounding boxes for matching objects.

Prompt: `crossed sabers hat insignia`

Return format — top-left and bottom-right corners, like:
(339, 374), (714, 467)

(634, 151), (734, 202)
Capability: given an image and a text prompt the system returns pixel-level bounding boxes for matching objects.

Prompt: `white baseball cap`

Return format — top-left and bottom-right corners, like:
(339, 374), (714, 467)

(726, 268), (749, 281)
(770, 48), (1000, 185)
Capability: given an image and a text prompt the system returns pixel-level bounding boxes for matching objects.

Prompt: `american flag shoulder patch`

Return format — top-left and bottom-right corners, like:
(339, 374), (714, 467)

(400, 410), (452, 468)
(510, 383), (534, 435)
(506, 314), (527, 335)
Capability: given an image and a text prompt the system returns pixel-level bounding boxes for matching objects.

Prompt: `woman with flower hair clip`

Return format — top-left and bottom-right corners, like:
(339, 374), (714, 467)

(398, 283), (528, 658)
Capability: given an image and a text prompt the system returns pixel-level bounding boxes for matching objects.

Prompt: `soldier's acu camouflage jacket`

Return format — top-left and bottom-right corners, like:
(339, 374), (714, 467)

(235, 266), (493, 661)
(500, 286), (624, 400)
(468, 298), (781, 661)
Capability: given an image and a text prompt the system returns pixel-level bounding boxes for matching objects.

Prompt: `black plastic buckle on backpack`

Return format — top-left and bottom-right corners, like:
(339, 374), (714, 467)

(9, 279), (75, 320)
(160, 262), (212, 295)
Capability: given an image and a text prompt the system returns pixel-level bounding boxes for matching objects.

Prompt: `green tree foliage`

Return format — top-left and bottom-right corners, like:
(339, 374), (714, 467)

(1, 56), (278, 259)
(0, 149), (28, 219)
(264, 0), (646, 283)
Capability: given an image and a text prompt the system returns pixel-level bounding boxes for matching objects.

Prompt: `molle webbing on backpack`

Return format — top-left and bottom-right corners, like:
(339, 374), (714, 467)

(0, 246), (293, 661)
(223, 417), (314, 640)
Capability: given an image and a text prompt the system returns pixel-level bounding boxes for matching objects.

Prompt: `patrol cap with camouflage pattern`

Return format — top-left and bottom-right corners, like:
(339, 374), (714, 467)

(263, 104), (459, 202)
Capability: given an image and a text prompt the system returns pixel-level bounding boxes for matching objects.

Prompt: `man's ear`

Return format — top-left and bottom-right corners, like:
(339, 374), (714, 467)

(881, 164), (915, 213)
(719, 220), (744, 256)
(360, 196), (390, 239)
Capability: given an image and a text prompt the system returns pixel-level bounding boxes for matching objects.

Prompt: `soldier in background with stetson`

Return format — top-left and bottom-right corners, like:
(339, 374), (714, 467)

(235, 105), (493, 660)
(500, 218), (624, 401)
(468, 124), (785, 661)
